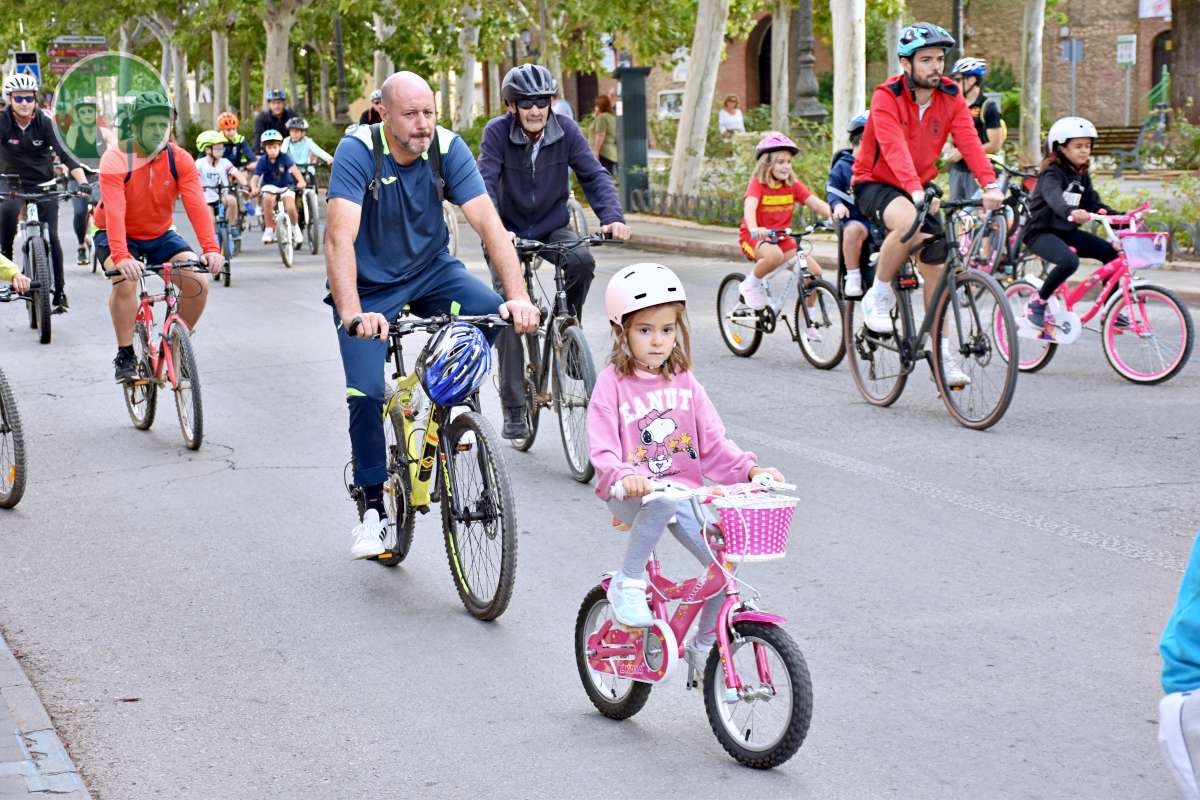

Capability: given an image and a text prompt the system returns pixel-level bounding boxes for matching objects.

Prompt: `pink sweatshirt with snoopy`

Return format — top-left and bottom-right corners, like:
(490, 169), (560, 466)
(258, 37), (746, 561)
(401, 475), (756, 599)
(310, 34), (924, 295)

(586, 365), (758, 501)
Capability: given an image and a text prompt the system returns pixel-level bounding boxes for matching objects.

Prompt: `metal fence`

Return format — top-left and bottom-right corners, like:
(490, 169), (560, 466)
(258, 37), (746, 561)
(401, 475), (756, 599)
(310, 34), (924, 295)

(629, 189), (745, 228)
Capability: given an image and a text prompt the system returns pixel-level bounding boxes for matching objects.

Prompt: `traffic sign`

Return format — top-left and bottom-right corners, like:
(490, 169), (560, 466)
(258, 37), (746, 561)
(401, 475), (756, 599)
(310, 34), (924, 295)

(1117, 34), (1137, 67)
(49, 47), (107, 59)
(51, 36), (106, 45)
(13, 52), (40, 85)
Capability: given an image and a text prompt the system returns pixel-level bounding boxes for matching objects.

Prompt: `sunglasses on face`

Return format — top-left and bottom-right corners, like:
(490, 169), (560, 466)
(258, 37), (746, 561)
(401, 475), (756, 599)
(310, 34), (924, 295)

(517, 97), (550, 110)
(11, 95), (36, 104)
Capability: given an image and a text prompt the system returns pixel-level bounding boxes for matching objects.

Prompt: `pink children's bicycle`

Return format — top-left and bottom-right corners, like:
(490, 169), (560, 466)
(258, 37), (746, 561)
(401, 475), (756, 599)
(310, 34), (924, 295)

(997, 203), (1194, 383)
(574, 476), (812, 769)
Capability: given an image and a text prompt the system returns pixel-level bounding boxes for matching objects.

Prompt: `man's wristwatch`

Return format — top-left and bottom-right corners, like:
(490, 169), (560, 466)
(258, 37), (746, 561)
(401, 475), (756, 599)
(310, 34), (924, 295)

(983, 182), (1000, 191)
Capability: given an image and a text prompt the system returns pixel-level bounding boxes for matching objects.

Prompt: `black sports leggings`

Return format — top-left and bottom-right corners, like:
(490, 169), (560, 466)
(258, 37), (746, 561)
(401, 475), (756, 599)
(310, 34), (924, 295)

(0, 197), (65, 297)
(1027, 229), (1119, 300)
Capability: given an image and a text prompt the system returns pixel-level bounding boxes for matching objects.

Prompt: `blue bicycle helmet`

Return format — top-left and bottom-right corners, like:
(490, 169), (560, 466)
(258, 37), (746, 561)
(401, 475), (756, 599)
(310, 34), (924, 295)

(896, 22), (955, 59)
(848, 111), (869, 136)
(416, 322), (492, 406)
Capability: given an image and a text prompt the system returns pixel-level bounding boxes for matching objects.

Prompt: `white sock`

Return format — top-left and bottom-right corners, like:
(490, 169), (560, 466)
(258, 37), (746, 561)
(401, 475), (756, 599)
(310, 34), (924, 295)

(743, 275), (761, 287)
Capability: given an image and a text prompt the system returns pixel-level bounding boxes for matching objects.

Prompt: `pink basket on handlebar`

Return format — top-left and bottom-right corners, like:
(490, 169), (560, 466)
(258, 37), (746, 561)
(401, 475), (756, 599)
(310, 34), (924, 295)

(712, 495), (799, 562)
(1120, 231), (1168, 269)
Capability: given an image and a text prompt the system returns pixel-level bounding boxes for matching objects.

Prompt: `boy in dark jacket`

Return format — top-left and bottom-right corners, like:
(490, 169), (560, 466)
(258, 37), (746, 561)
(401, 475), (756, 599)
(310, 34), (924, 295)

(827, 111), (873, 298)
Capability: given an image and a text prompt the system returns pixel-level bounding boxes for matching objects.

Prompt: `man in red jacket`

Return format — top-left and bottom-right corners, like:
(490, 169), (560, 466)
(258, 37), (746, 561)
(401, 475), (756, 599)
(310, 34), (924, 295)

(851, 22), (1002, 385)
(96, 92), (224, 383)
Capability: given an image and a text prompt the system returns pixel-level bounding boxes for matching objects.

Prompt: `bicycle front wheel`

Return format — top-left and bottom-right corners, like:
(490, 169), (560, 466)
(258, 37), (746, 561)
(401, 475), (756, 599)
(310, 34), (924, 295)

(843, 299), (907, 406)
(553, 324), (597, 482)
(1102, 283), (1194, 384)
(277, 218), (294, 267)
(440, 410), (518, 620)
(306, 191), (320, 255)
(124, 321), (158, 430)
(717, 273), (763, 357)
(794, 278), (846, 369)
(28, 237), (52, 344)
(0, 368), (27, 509)
(931, 269), (1018, 430)
(509, 330), (542, 452)
(169, 324), (204, 450)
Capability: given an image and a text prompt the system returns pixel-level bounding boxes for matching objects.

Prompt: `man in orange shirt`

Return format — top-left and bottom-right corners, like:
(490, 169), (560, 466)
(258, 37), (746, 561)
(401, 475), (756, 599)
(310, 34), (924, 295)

(95, 92), (225, 383)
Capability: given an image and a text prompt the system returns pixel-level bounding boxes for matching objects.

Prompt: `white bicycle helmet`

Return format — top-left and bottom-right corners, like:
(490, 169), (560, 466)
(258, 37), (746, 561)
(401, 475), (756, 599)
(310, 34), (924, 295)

(1047, 116), (1098, 153)
(951, 57), (987, 78)
(605, 263), (686, 326)
(3, 73), (39, 95)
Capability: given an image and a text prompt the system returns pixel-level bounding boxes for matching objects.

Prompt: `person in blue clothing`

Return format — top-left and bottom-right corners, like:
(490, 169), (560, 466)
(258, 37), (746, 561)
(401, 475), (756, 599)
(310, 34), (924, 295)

(1160, 533), (1200, 799)
(477, 63), (631, 439)
(324, 70), (539, 560)
(826, 111), (873, 299)
(250, 129), (307, 246)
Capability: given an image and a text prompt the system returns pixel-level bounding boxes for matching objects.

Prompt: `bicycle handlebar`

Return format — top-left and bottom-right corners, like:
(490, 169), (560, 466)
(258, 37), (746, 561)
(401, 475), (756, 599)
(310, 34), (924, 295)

(512, 232), (621, 255)
(756, 222), (827, 244)
(103, 258), (209, 279)
(0, 281), (43, 301)
(610, 474), (797, 502)
(900, 185), (943, 244)
(346, 312), (510, 338)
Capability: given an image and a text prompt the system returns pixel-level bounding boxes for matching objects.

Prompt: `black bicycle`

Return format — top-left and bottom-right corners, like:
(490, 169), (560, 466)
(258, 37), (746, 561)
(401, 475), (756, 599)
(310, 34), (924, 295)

(955, 160), (1040, 284)
(0, 291), (33, 509)
(842, 185), (1019, 430)
(296, 165), (321, 256)
(507, 234), (619, 482)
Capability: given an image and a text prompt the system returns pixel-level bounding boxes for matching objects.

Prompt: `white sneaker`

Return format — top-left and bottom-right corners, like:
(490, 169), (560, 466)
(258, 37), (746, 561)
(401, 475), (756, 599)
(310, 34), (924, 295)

(940, 341), (972, 389)
(862, 288), (895, 333)
(349, 509), (387, 559)
(606, 572), (653, 628)
(804, 324), (822, 342)
(291, 227), (303, 246)
(739, 277), (768, 310)
(685, 635), (716, 675)
(844, 270), (863, 298)
(263, 228), (276, 244)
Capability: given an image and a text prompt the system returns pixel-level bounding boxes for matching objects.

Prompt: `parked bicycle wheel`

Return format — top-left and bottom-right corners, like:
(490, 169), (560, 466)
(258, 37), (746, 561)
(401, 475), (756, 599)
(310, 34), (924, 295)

(0, 368), (27, 509)
(794, 278), (845, 369)
(440, 410), (518, 620)
(930, 270), (1018, 430)
(26, 237), (52, 344)
(305, 191), (320, 255)
(124, 321), (157, 430)
(996, 280), (1056, 372)
(717, 273), (763, 357)
(1101, 284), (1194, 384)
(169, 324), (204, 450)
(843, 299), (907, 406)
(509, 329), (543, 452)
(361, 392), (416, 566)
(443, 201), (460, 257)
(552, 324), (597, 483)
(702, 622), (812, 770)
(574, 585), (653, 719)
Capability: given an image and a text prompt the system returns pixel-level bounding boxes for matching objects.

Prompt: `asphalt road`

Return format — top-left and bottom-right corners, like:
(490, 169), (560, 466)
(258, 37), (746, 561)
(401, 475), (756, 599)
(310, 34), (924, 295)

(1, 207), (1197, 799)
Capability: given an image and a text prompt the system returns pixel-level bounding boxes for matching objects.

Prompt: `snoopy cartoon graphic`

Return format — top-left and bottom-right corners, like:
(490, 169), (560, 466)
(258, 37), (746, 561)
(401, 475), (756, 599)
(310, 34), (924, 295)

(637, 410), (677, 475)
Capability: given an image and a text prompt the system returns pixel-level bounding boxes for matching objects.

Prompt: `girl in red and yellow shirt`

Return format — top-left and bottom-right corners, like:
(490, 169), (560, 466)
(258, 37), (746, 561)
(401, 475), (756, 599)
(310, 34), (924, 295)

(738, 133), (831, 311)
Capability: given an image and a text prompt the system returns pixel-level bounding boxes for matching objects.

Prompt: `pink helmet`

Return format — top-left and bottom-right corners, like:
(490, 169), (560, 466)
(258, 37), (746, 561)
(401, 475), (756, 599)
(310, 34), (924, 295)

(755, 132), (799, 159)
(605, 263), (687, 326)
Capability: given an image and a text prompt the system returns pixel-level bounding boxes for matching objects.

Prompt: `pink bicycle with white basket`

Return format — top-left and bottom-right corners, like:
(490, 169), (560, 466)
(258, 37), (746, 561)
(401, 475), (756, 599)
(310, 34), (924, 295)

(573, 475), (812, 769)
(996, 202), (1194, 383)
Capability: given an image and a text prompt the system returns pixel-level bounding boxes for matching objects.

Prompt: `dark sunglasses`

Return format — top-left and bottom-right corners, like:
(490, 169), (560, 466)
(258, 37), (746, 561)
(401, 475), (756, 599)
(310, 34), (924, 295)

(11, 95), (36, 104)
(516, 97), (550, 110)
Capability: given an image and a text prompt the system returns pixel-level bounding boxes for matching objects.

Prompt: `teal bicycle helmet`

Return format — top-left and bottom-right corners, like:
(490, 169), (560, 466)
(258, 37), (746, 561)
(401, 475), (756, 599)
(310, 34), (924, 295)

(897, 22), (955, 59)
(415, 322), (492, 406)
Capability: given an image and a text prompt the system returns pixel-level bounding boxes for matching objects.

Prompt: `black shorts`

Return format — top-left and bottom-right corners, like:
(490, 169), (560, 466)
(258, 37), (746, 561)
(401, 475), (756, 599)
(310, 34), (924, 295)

(853, 181), (944, 240)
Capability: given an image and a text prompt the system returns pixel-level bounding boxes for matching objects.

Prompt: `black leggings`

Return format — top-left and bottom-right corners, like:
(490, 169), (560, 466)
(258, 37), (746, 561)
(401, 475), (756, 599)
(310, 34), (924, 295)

(1027, 229), (1119, 300)
(0, 197), (65, 298)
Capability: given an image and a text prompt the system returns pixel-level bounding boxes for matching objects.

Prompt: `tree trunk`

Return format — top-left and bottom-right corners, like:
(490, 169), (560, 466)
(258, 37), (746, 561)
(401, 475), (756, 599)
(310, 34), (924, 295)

(318, 53), (331, 121)
(668, 0), (731, 197)
(1172, 0), (1199, 122)
(171, 43), (189, 139)
(456, 5), (480, 130)
(952, 0), (965, 65)
(487, 60), (501, 115)
(439, 73), (453, 124)
(886, 15), (902, 76)
(373, 13), (395, 89)
(537, 0), (563, 91)
(287, 47), (299, 109)
(830, 0), (865, 153)
(212, 30), (229, 121)
(262, 1), (305, 102)
(1020, 0), (1045, 165)
(771, 1), (790, 131)
(239, 54), (251, 120)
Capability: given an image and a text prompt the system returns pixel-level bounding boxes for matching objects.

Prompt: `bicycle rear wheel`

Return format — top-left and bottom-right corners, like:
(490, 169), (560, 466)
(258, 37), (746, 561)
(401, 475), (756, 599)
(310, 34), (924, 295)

(441, 410), (518, 620)
(1102, 283), (1194, 384)
(717, 273), (763, 357)
(306, 191), (320, 255)
(996, 280), (1056, 372)
(552, 323), (597, 483)
(794, 278), (845, 369)
(27, 237), (52, 344)
(843, 299), (907, 406)
(359, 393), (416, 566)
(168, 323), (204, 450)
(567, 199), (589, 237)
(0, 368), (27, 509)
(124, 321), (157, 430)
(931, 269), (1018, 430)
(575, 585), (652, 719)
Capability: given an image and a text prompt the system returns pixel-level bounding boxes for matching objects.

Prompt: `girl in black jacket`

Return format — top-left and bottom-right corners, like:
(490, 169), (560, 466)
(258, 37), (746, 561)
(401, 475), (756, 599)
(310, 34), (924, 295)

(1023, 116), (1121, 328)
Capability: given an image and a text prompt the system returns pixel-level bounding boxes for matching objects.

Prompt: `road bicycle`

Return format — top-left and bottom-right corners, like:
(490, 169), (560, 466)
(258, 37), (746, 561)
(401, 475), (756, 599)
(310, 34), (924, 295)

(297, 165), (321, 256)
(575, 475), (812, 769)
(344, 311), (519, 621)
(955, 160), (1040, 283)
(104, 259), (208, 450)
(506, 233), (618, 482)
(442, 200), (460, 257)
(998, 202), (1194, 383)
(842, 186), (1020, 430)
(0, 291), (34, 509)
(717, 225), (846, 369)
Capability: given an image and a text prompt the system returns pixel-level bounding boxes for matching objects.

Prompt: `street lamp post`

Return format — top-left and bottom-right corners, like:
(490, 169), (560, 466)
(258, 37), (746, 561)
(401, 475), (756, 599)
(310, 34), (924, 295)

(790, 0), (827, 122)
(334, 14), (350, 125)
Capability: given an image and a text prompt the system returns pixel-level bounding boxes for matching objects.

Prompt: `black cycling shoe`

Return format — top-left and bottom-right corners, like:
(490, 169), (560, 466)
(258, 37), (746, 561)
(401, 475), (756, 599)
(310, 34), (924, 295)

(52, 293), (69, 315)
(501, 406), (529, 440)
(113, 349), (138, 383)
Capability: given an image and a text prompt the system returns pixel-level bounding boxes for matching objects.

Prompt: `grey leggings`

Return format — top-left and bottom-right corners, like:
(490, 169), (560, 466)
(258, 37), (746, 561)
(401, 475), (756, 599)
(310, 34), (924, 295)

(607, 496), (723, 640)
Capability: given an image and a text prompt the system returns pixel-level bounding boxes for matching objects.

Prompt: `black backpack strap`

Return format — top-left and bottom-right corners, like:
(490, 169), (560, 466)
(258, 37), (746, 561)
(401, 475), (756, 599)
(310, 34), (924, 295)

(368, 123), (384, 202)
(428, 127), (445, 203)
(124, 145), (179, 184)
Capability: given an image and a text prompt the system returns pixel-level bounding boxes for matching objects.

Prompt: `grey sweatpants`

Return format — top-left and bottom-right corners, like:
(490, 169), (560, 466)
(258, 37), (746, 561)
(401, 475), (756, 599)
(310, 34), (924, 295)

(607, 496), (723, 640)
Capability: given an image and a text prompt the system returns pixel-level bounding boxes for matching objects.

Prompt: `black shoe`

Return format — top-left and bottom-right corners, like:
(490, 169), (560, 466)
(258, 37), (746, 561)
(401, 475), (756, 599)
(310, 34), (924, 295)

(52, 293), (69, 314)
(113, 349), (138, 383)
(76, 246), (87, 265)
(1025, 298), (1047, 328)
(501, 406), (529, 440)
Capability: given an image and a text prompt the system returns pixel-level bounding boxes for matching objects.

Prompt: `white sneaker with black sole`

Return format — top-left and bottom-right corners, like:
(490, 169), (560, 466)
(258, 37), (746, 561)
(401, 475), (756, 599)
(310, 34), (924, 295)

(350, 509), (387, 559)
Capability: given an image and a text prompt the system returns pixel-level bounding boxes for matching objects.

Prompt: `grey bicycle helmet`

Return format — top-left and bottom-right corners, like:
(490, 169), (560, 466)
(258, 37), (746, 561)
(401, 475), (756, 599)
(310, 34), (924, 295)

(265, 89), (287, 101)
(502, 64), (557, 103)
(285, 116), (308, 130)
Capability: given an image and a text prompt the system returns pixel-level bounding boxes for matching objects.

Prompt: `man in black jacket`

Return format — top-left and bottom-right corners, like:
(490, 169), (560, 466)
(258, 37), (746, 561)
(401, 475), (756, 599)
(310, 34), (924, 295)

(0, 73), (88, 313)
(253, 89), (295, 152)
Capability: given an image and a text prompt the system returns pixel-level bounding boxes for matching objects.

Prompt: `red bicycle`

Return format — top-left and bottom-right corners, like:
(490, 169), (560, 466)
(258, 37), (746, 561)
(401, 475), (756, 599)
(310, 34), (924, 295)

(104, 259), (206, 449)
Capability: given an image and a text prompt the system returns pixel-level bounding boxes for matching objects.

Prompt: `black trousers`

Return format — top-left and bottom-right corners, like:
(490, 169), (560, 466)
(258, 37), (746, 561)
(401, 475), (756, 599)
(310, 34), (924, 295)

(0, 197), (65, 299)
(1027, 228), (1119, 300)
(488, 225), (596, 409)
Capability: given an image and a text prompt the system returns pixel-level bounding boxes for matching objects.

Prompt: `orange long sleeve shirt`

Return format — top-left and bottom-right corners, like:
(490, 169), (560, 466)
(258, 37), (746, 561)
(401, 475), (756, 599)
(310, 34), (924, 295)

(95, 143), (219, 263)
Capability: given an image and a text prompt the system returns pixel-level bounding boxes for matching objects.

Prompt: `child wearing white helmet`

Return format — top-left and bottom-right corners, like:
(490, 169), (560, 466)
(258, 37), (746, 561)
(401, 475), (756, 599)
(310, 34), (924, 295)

(1022, 116), (1123, 330)
(586, 263), (784, 671)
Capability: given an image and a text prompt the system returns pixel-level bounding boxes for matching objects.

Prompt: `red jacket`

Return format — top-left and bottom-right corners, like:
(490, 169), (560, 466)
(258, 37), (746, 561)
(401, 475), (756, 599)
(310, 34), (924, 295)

(852, 74), (997, 195)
